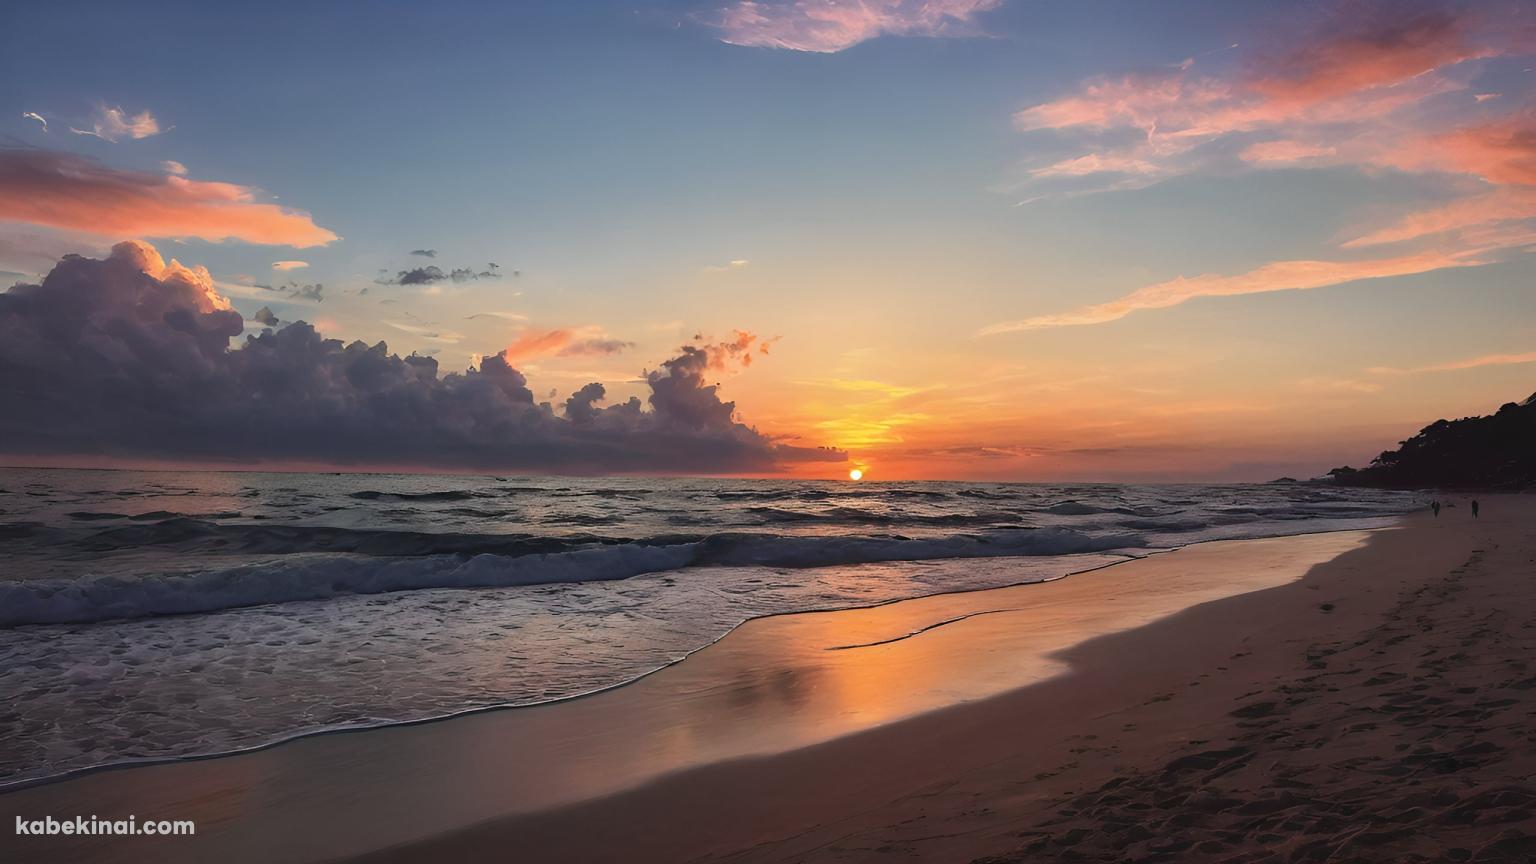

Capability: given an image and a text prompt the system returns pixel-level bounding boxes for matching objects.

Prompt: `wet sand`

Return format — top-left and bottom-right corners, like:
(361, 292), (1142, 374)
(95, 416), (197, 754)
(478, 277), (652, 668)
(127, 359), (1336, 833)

(5, 500), (1531, 863)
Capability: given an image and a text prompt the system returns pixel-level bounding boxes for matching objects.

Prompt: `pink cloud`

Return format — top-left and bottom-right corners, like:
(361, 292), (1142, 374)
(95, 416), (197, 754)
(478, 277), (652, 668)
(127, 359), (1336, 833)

(1239, 140), (1337, 164)
(69, 105), (163, 142)
(1014, 8), (1504, 186)
(980, 250), (1478, 334)
(1248, 11), (1492, 107)
(1343, 185), (1536, 248)
(987, 7), (1536, 333)
(1369, 350), (1536, 375)
(499, 327), (633, 364)
(713, 0), (999, 52)
(0, 150), (338, 248)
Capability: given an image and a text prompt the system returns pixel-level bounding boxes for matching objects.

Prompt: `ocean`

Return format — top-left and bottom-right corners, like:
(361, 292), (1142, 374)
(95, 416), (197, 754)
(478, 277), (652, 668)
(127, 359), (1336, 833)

(0, 468), (1419, 786)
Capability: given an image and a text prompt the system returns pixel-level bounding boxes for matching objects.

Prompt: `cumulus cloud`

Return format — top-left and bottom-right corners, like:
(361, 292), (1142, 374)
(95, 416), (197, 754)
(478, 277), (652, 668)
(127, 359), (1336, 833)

(69, 105), (163, 142)
(0, 242), (838, 473)
(0, 149), (338, 248)
(713, 0), (1000, 52)
(161, 160), (188, 176)
(252, 306), (279, 327)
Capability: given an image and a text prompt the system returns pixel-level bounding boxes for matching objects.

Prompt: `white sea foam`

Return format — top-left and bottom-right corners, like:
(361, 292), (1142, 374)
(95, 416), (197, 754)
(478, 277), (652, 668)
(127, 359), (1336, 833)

(0, 528), (1142, 626)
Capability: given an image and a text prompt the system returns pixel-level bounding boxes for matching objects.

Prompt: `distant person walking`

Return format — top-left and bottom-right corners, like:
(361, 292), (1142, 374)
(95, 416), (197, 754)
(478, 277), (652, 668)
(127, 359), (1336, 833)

(1431, 500), (1441, 518)
(1471, 499), (1480, 519)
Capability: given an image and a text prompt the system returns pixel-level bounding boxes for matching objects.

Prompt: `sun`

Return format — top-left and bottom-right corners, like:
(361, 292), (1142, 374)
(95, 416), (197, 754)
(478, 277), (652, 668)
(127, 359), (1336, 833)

(848, 468), (864, 481)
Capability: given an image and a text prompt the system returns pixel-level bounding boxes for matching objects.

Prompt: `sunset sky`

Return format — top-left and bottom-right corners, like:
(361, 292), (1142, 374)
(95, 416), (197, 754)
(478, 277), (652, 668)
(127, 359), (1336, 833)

(2, 0), (1534, 480)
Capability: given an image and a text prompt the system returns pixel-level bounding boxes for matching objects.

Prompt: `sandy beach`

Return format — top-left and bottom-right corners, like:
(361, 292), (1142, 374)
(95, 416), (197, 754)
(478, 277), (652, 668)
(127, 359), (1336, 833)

(4, 496), (1532, 863)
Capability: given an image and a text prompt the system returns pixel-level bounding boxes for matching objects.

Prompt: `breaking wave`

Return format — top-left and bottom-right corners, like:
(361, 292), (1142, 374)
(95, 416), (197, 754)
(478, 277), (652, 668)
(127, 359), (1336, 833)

(0, 527), (1143, 627)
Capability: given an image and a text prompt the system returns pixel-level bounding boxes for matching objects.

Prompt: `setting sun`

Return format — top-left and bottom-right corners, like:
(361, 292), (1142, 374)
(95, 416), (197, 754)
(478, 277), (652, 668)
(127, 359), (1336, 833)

(848, 469), (864, 481)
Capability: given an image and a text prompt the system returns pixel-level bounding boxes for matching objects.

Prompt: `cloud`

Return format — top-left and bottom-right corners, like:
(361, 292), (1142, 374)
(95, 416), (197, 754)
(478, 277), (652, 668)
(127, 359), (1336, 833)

(1368, 350), (1536, 375)
(252, 306), (279, 327)
(380, 263), (501, 286)
(69, 105), (163, 142)
(289, 282), (324, 302)
(22, 112), (47, 132)
(1342, 185), (1536, 248)
(0, 242), (840, 473)
(980, 250), (1478, 334)
(1239, 140), (1337, 164)
(385, 320), (462, 344)
(1385, 115), (1536, 186)
(712, 0), (1000, 53)
(271, 260), (309, 271)
(161, 160), (188, 176)
(410, 249), (437, 258)
(1012, 8), (1507, 191)
(0, 150), (338, 248)
(500, 327), (635, 364)
(988, 6), (1536, 332)
(704, 258), (750, 272)
(465, 311), (529, 323)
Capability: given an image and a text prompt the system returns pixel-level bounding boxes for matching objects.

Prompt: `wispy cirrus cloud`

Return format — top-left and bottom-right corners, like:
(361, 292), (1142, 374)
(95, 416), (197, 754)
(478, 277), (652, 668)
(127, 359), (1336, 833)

(712, 0), (1000, 53)
(988, 6), (1536, 334)
(1012, 9), (1499, 189)
(0, 150), (338, 248)
(980, 250), (1479, 334)
(22, 112), (48, 132)
(1368, 350), (1536, 376)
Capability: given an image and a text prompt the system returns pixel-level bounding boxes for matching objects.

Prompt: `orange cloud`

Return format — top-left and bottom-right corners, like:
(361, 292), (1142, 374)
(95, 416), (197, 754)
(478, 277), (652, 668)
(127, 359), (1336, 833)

(980, 250), (1477, 334)
(1249, 11), (1491, 107)
(1343, 185), (1536, 248)
(1368, 350), (1536, 375)
(713, 0), (999, 52)
(499, 327), (633, 364)
(70, 104), (163, 142)
(1417, 116), (1536, 186)
(1014, 8), (1503, 186)
(0, 150), (338, 248)
(994, 7), (1536, 333)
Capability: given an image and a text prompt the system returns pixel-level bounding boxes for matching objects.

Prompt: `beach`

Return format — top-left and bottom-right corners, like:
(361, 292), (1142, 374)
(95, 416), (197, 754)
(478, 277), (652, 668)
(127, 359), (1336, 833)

(4, 496), (1531, 863)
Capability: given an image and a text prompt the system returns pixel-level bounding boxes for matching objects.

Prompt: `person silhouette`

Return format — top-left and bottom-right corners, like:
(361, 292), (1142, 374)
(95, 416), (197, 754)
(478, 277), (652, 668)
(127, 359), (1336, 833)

(1471, 499), (1480, 519)
(1431, 500), (1441, 518)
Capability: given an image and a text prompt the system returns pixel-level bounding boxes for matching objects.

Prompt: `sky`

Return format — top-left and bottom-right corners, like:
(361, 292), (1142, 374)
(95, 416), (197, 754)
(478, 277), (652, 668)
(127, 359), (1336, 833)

(1, 0), (1533, 481)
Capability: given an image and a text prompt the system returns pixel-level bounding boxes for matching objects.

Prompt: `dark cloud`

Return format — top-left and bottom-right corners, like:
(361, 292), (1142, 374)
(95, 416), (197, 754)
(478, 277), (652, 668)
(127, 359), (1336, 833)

(381, 263), (501, 286)
(0, 242), (841, 474)
(410, 249), (437, 258)
(290, 282), (324, 302)
(252, 306), (278, 327)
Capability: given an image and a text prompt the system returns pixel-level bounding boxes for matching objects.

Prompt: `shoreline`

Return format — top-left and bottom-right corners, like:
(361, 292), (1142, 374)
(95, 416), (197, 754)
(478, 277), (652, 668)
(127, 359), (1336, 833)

(0, 523), (1411, 864)
(365, 496), (1533, 864)
(0, 521), (1401, 795)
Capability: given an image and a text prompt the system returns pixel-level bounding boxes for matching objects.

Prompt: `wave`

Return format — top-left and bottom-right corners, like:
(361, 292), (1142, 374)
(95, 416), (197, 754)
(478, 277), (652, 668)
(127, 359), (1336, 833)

(348, 489), (488, 502)
(0, 527), (1144, 627)
(1039, 501), (1158, 517)
(746, 505), (1024, 527)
